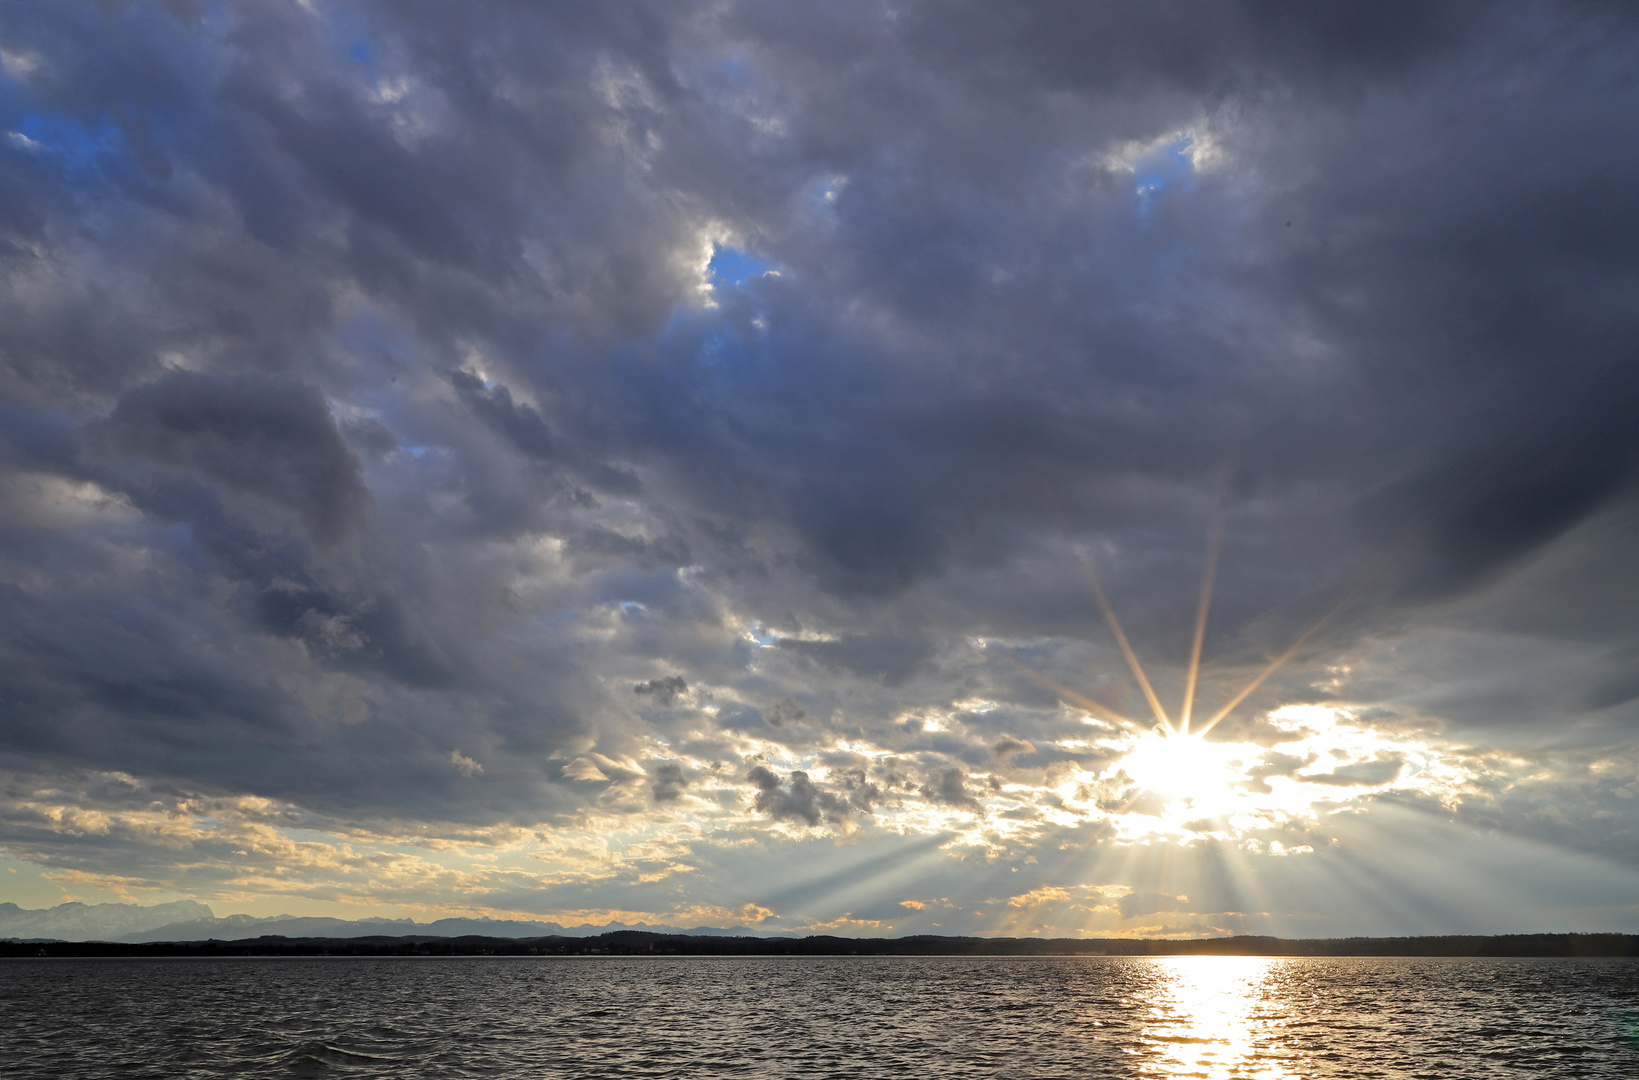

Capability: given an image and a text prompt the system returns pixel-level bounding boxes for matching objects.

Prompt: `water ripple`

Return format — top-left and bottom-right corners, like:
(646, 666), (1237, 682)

(2, 955), (1636, 1078)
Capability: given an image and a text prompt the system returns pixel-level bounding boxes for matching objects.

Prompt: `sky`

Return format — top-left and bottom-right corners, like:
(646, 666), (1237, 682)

(1, 1), (1637, 939)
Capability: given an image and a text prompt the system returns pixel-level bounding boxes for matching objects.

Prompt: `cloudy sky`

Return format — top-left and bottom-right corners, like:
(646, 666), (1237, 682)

(1, 1), (1637, 939)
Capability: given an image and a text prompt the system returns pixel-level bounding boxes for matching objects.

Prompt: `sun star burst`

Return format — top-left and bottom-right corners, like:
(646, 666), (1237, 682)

(1119, 728), (1244, 817)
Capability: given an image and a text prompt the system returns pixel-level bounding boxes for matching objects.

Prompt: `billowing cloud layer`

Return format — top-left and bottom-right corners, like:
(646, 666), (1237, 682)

(1, 0), (1637, 935)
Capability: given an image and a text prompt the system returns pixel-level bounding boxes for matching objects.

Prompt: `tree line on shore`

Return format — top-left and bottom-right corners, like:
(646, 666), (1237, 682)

(5, 931), (1638, 958)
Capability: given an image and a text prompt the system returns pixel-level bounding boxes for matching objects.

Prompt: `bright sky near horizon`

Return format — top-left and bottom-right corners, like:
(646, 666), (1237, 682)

(1, 1), (1638, 938)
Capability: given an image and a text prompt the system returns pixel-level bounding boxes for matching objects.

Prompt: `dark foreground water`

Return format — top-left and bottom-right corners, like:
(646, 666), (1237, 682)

(3, 955), (1638, 1078)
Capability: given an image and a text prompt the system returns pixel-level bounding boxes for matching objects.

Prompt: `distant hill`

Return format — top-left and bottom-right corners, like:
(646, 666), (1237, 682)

(0, 900), (777, 943)
(0, 900), (213, 942)
(117, 914), (774, 943)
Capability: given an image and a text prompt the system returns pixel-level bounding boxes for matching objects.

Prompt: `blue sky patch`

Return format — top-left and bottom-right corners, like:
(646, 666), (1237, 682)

(720, 55), (751, 86)
(1132, 136), (1198, 220)
(708, 245), (773, 287)
(7, 112), (120, 172)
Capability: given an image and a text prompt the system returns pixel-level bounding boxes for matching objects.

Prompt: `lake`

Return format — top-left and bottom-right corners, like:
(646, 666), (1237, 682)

(4, 955), (1638, 1077)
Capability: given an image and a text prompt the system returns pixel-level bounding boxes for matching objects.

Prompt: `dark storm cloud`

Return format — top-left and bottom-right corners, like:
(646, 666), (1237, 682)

(253, 578), (462, 688)
(451, 369), (642, 496)
(0, 0), (1636, 864)
(776, 631), (934, 686)
(895, 0), (1476, 93)
(451, 370), (558, 461)
(103, 371), (370, 545)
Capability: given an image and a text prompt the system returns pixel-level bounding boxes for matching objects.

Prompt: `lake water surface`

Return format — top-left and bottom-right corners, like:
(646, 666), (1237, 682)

(3, 955), (1638, 1078)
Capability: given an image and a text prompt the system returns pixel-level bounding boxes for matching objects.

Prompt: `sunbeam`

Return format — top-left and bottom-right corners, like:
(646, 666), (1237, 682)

(1017, 666), (1145, 732)
(1194, 544), (1397, 737)
(1179, 491), (1229, 737)
(1073, 543), (1174, 732)
(1195, 474), (1492, 737)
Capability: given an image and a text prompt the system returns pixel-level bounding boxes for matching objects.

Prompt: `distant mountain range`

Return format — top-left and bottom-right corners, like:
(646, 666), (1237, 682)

(0, 901), (777, 943)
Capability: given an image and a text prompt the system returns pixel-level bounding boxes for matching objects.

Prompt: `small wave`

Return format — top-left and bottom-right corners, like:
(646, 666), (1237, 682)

(282, 1041), (391, 1072)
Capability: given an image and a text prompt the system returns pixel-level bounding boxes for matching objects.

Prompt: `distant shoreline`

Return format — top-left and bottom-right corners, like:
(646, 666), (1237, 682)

(5, 931), (1638, 959)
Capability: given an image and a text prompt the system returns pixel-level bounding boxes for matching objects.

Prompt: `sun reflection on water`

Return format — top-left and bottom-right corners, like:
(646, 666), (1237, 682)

(1135, 957), (1298, 1079)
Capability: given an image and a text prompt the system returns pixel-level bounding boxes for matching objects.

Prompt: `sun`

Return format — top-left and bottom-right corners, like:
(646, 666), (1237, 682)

(1039, 501), (1414, 838)
(1119, 728), (1244, 815)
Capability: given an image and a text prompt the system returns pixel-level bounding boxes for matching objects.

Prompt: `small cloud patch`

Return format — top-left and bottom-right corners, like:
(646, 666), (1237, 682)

(765, 698), (806, 727)
(1300, 754), (1405, 787)
(634, 675), (689, 706)
(748, 765), (851, 826)
(920, 766), (980, 809)
(651, 762), (688, 802)
(993, 736), (1034, 758)
(562, 758), (611, 783)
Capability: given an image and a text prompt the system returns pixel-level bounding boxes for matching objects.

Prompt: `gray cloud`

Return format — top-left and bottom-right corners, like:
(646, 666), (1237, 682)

(747, 765), (852, 826)
(992, 736), (1034, 759)
(651, 762), (688, 802)
(920, 767), (980, 810)
(1301, 755), (1406, 788)
(634, 676), (689, 707)
(776, 631), (935, 687)
(763, 698), (806, 728)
